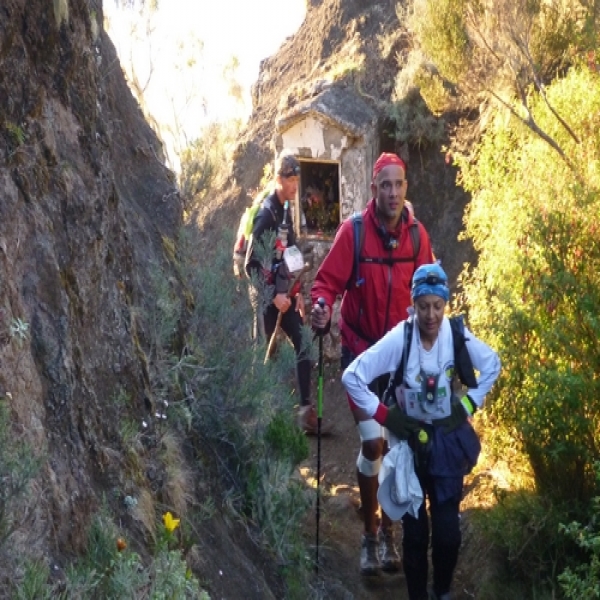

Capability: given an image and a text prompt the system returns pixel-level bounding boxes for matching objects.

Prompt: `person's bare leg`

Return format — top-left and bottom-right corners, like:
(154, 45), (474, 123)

(357, 443), (383, 535)
(354, 411), (385, 575)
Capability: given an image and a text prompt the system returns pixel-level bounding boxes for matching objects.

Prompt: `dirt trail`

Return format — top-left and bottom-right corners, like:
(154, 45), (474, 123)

(300, 365), (478, 600)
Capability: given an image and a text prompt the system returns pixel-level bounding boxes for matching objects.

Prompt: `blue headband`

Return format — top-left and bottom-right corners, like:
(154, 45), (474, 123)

(411, 264), (449, 302)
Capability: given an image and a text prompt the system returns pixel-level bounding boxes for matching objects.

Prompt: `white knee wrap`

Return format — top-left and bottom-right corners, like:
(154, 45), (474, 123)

(356, 450), (382, 476)
(357, 419), (384, 442)
(356, 419), (384, 476)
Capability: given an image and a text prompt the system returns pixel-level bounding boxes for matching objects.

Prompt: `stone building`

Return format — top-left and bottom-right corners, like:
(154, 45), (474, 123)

(273, 82), (378, 243)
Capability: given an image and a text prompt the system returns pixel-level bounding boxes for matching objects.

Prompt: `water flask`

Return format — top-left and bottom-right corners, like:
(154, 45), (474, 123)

(276, 201), (289, 260)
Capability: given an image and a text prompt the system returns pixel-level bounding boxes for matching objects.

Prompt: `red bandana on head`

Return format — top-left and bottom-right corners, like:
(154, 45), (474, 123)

(372, 153), (406, 182)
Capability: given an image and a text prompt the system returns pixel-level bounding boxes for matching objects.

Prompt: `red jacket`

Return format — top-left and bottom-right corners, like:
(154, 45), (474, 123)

(311, 199), (434, 357)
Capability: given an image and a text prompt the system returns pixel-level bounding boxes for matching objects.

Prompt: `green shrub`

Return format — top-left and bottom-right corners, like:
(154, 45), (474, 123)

(0, 400), (43, 545)
(454, 65), (600, 591)
(475, 489), (573, 592)
(559, 465), (600, 598)
(390, 48), (451, 141)
(409, 0), (470, 83)
(410, 0), (591, 89)
(457, 67), (600, 502)
(386, 87), (446, 149)
(6, 122), (25, 146)
(179, 119), (241, 212)
(264, 411), (309, 466)
(14, 561), (53, 600)
(249, 459), (311, 563)
(56, 509), (207, 599)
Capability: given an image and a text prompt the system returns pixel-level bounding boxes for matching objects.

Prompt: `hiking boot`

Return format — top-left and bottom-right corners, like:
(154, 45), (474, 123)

(360, 533), (381, 576)
(297, 404), (332, 436)
(379, 527), (401, 573)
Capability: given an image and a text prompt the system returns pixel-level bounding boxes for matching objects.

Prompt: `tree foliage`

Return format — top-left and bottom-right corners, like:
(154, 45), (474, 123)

(411, 0), (598, 94)
(178, 119), (242, 211)
(408, 0), (599, 165)
(388, 48), (449, 145)
(456, 65), (600, 504)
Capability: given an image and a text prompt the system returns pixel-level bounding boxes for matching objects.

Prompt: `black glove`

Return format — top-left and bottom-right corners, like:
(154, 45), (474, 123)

(383, 405), (421, 440)
(439, 400), (469, 433)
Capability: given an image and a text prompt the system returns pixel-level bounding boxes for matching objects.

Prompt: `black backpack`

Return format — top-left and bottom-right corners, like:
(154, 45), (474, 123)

(383, 314), (478, 406)
(349, 210), (421, 288)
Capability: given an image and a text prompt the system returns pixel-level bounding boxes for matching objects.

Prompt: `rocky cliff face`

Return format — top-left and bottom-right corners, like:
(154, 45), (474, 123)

(0, 0), (180, 556)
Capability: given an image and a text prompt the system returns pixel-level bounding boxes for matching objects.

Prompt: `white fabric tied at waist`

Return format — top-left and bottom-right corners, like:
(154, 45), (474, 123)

(377, 441), (423, 521)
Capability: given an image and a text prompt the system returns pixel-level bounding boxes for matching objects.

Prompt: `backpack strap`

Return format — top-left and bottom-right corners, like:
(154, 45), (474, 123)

(361, 255), (418, 266)
(352, 212), (365, 287)
(409, 218), (421, 260)
(383, 317), (414, 405)
(449, 315), (478, 388)
(257, 196), (278, 229)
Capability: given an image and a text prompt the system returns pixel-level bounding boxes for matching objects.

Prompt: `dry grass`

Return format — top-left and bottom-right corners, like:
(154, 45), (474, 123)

(160, 431), (194, 519)
(131, 488), (157, 542)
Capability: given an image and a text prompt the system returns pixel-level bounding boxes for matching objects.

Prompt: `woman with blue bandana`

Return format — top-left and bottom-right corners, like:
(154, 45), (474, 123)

(342, 263), (501, 600)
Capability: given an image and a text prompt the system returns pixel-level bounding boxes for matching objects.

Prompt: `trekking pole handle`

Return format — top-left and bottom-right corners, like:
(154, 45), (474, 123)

(317, 297), (326, 336)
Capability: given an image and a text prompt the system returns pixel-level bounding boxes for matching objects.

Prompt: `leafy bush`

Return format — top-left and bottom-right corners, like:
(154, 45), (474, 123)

(458, 67), (600, 502)
(386, 87), (446, 149)
(455, 65), (600, 588)
(179, 120), (241, 212)
(409, 0), (592, 96)
(408, 0), (470, 84)
(475, 489), (573, 593)
(13, 560), (54, 600)
(392, 47), (454, 121)
(264, 411), (309, 466)
(249, 459), (311, 563)
(559, 464), (600, 598)
(49, 509), (208, 599)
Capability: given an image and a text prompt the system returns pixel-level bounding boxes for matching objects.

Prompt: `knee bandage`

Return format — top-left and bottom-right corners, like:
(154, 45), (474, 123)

(356, 451), (382, 476)
(357, 419), (384, 442)
(356, 419), (385, 476)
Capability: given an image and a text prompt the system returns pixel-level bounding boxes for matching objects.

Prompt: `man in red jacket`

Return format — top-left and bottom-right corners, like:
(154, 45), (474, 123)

(311, 152), (434, 576)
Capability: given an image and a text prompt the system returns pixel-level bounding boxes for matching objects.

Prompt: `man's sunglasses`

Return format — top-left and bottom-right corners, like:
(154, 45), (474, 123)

(280, 165), (301, 178)
(412, 274), (448, 288)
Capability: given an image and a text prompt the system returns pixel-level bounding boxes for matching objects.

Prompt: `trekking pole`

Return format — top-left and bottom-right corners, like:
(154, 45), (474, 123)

(315, 296), (325, 575)
(264, 264), (310, 364)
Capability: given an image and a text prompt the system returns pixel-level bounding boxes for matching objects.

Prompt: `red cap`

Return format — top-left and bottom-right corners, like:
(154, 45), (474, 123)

(372, 153), (406, 182)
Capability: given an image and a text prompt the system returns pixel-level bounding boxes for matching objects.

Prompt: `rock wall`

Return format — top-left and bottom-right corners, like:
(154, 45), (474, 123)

(0, 0), (180, 556)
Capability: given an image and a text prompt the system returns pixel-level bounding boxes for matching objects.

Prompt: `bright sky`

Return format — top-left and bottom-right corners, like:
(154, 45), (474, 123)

(105, 1), (306, 167)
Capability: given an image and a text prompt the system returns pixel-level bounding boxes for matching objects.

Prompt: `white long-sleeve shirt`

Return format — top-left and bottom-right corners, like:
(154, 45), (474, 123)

(341, 316), (501, 421)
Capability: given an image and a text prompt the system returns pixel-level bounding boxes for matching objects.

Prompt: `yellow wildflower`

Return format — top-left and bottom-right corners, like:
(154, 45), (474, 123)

(163, 511), (180, 532)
